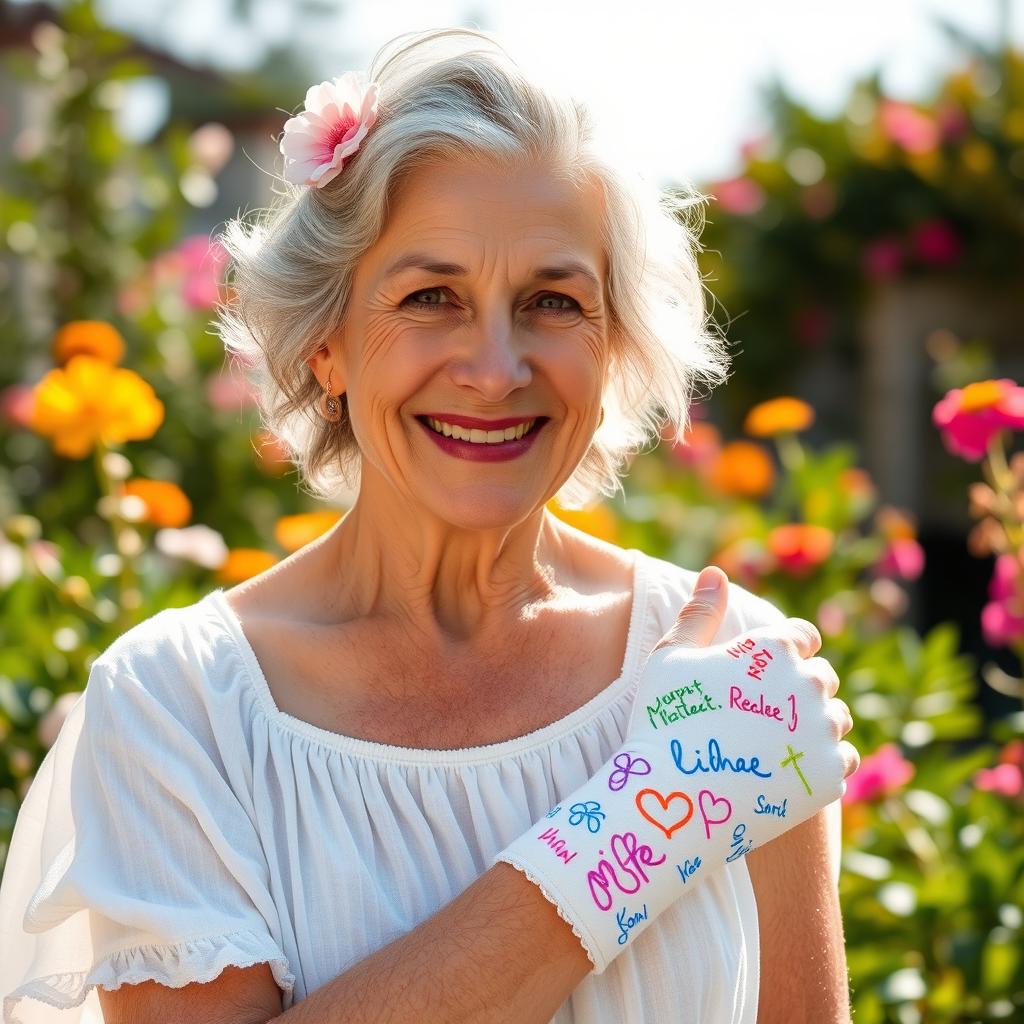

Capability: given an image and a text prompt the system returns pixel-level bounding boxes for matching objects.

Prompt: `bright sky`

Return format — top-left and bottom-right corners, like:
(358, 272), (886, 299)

(83, 0), (1024, 185)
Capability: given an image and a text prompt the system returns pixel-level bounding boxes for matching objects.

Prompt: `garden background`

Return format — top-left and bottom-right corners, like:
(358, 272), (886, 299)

(1, 1), (1023, 1021)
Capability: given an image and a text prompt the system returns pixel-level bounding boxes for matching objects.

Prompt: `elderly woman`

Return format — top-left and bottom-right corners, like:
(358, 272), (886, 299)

(0, 27), (858, 1024)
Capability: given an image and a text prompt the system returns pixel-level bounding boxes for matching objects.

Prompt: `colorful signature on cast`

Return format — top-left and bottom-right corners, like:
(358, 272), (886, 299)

(536, 826), (580, 864)
(587, 831), (668, 911)
(729, 685), (798, 733)
(676, 856), (701, 884)
(754, 794), (788, 818)
(616, 903), (649, 946)
(725, 822), (754, 862)
(671, 737), (773, 779)
(646, 679), (721, 730)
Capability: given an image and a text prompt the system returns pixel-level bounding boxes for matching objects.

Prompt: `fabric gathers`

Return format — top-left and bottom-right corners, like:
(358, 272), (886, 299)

(0, 551), (783, 1023)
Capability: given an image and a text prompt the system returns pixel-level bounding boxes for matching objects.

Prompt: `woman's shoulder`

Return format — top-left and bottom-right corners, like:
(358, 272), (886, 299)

(85, 591), (245, 731)
(635, 549), (788, 638)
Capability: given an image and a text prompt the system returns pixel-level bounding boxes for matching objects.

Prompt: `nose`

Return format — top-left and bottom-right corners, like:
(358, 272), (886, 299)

(448, 315), (532, 402)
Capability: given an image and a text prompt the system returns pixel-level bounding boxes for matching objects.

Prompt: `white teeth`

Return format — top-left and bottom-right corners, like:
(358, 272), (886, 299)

(424, 418), (537, 444)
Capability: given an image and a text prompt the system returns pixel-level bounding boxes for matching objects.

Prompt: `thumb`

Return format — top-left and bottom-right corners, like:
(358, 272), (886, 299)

(653, 565), (729, 651)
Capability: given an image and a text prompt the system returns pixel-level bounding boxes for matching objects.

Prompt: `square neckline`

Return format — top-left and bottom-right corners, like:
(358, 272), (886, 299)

(205, 547), (652, 768)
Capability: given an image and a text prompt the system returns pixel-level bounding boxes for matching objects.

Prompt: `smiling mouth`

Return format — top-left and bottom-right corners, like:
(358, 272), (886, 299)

(417, 416), (545, 444)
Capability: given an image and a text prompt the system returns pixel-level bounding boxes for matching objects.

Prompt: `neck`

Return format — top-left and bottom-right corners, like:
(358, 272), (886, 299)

(321, 465), (575, 644)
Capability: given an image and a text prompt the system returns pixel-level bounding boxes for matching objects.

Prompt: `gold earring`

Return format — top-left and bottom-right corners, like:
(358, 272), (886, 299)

(319, 368), (343, 423)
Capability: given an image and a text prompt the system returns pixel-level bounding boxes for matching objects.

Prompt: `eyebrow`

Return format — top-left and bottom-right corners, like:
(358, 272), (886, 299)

(381, 252), (602, 293)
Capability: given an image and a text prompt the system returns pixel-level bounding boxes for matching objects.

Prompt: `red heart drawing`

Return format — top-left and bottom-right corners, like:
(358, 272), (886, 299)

(698, 789), (733, 838)
(635, 788), (694, 839)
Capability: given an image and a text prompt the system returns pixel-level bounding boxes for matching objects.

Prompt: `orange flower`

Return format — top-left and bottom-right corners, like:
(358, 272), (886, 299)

(839, 467), (876, 503)
(29, 355), (164, 458)
(123, 479), (192, 528)
(217, 548), (278, 583)
(767, 523), (834, 575)
(708, 441), (775, 498)
(743, 397), (814, 437)
(547, 499), (619, 543)
(274, 510), (344, 552)
(875, 506), (917, 541)
(52, 321), (126, 365)
(253, 431), (292, 477)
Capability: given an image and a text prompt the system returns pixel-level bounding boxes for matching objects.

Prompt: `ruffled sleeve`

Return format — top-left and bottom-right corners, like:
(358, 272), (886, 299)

(0, 644), (295, 1023)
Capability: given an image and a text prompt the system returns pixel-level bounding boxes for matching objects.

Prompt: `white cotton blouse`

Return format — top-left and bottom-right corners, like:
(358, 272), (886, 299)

(0, 549), (789, 1024)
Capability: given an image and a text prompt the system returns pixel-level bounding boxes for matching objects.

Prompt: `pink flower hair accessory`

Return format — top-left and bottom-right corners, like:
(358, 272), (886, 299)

(279, 72), (380, 189)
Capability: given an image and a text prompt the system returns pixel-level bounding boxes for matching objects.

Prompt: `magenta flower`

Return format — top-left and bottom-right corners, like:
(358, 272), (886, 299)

(862, 236), (904, 279)
(842, 743), (915, 805)
(932, 378), (1024, 462)
(981, 556), (1024, 647)
(279, 73), (380, 189)
(911, 220), (962, 266)
(974, 763), (1024, 798)
(875, 538), (925, 581)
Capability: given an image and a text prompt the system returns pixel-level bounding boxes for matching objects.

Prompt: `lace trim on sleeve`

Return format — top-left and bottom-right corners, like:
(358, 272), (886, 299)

(3, 927), (294, 1021)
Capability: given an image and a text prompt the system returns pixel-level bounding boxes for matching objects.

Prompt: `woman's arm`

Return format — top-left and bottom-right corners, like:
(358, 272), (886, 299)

(746, 806), (851, 1024)
(99, 862), (591, 1024)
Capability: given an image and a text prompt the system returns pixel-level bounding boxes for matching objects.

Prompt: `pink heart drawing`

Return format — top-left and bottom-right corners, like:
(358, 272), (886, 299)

(698, 789), (733, 839)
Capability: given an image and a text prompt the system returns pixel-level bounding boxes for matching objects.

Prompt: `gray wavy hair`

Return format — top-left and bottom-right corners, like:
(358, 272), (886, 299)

(215, 27), (732, 509)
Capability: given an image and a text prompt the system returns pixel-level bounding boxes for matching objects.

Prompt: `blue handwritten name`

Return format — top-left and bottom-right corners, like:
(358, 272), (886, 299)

(676, 857), (702, 884)
(616, 903), (649, 945)
(726, 822), (754, 862)
(670, 737), (773, 779)
(754, 794), (788, 818)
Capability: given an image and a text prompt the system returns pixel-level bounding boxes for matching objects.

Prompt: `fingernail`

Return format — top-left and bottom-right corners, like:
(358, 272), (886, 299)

(694, 568), (722, 594)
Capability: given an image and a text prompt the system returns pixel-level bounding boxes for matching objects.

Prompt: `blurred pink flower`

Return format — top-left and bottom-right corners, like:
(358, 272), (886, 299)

(880, 100), (939, 154)
(982, 600), (1024, 647)
(152, 235), (230, 310)
(0, 384), (35, 428)
(875, 537), (925, 580)
(932, 378), (1024, 462)
(712, 177), (765, 215)
(911, 219), (962, 266)
(862, 236), (904, 279)
(989, 553), (1023, 602)
(843, 743), (915, 804)
(974, 762), (1024, 798)
(206, 363), (258, 412)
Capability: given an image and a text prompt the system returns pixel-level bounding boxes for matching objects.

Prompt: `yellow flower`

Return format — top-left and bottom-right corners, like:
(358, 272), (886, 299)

(708, 441), (775, 498)
(547, 499), (619, 543)
(743, 397), (815, 437)
(274, 510), (343, 552)
(123, 478), (192, 528)
(217, 548), (278, 583)
(29, 355), (164, 458)
(52, 321), (126, 365)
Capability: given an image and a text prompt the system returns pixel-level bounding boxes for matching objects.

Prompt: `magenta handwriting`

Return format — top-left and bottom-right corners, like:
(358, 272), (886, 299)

(537, 826), (578, 864)
(587, 832), (668, 911)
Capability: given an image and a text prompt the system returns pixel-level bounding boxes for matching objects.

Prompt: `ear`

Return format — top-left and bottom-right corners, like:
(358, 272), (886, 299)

(305, 342), (347, 395)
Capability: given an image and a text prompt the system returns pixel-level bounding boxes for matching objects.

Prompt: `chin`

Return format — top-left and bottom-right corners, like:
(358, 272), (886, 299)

(420, 483), (545, 532)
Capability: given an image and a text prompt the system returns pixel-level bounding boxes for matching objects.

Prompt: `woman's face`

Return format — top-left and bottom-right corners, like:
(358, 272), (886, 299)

(328, 157), (610, 530)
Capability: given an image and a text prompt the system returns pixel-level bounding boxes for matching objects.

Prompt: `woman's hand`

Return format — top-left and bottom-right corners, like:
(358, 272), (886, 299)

(495, 564), (860, 973)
